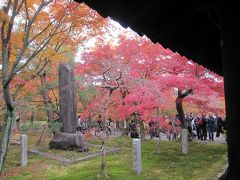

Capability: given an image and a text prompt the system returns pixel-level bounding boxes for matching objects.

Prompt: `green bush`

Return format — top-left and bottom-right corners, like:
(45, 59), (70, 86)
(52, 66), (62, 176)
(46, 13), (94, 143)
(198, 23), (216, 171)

(47, 120), (62, 133)
(20, 122), (42, 132)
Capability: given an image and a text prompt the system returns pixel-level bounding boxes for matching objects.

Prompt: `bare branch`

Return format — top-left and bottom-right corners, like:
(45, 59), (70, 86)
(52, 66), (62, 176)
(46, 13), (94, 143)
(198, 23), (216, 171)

(100, 69), (123, 96)
(16, 0), (25, 14)
(177, 89), (193, 99)
(6, 0), (19, 42)
(4, 0), (12, 13)
(115, 71), (122, 87)
(102, 68), (110, 82)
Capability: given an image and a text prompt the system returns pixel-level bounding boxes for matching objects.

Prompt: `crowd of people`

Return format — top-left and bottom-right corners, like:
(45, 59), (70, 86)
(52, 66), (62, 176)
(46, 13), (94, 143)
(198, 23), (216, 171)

(76, 115), (116, 136)
(186, 112), (226, 141)
(155, 113), (226, 141)
(128, 112), (226, 141)
(76, 112), (226, 142)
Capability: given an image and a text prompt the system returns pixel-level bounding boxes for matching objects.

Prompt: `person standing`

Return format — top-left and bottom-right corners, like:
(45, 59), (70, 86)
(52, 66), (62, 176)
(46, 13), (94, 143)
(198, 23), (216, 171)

(207, 113), (215, 141)
(106, 118), (112, 136)
(149, 120), (155, 139)
(95, 115), (103, 136)
(130, 121), (138, 138)
(196, 115), (203, 139)
(216, 114), (224, 138)
(76, 115), (81, 131)
(185, 113), (193, 137)
(201, 114), (207, 140)
(13, 115), (20, 133)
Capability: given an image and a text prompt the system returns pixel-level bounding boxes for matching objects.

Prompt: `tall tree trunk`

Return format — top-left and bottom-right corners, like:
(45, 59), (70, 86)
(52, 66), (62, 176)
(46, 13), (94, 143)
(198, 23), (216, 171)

(126, 118), (130, 132)
(40, 70), (54, 122)
(100, 118), (106, 177)
(140, 120), (145, 141)
(176, 98), (187, 129)
(36, 124), (48, 146)
(100, 93), (111, 178)
(175, 89), (192, 129)
(1, 0), (18, 173)
(31, 109), (38, 123)
(175, 89), (192, 155)
(0, 109), (17, 173)
(99, 69), (121, 177)
(0, 83), (16, 173)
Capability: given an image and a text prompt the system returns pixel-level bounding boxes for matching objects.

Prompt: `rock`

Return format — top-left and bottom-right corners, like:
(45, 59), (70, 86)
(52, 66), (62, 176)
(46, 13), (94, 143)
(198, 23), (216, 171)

(49, 132), (88, 152)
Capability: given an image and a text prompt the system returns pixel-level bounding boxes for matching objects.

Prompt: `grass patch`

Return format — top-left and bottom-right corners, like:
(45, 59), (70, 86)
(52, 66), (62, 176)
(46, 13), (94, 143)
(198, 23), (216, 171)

(1, 132), (227, 180)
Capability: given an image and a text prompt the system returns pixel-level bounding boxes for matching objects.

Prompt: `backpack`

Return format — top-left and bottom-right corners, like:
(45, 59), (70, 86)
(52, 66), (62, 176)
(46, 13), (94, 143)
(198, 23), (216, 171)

(197, 118), (203, 126)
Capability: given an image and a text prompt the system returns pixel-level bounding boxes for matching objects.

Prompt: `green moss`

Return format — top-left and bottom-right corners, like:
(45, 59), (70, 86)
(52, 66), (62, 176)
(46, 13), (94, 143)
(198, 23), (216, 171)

(3, 134), (227, 180)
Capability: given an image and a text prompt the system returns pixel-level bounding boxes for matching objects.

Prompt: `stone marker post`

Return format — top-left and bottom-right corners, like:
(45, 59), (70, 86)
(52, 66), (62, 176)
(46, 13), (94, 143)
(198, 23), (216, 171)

(133, 138), (142, 174)
(181, 129), (188, 154)
(20, 134), (27, 166)
(59, 63), (77, 133)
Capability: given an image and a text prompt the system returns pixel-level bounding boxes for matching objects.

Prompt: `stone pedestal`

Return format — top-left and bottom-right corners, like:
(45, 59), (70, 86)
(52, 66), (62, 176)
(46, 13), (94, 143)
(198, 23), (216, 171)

(49, 132), (88, 151)
(133, 138), (142, 174)
(20, 134), (27, 166)
(181, 129), (188, 154)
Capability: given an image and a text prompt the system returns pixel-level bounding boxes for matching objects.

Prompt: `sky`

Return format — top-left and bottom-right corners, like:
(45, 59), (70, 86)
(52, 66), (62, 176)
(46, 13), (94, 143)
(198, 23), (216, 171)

(75, 18), (139, 63)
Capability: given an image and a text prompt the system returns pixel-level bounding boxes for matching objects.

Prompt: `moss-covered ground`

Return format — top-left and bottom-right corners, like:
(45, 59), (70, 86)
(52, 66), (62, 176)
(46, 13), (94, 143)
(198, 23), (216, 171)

(1, 132), (227, 180)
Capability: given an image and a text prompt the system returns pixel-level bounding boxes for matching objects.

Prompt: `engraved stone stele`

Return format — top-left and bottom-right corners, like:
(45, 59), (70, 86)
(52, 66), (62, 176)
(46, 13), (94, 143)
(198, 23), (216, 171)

(133, 138), (142, 174)
(181, 129), (188, 154)
(49, 63), (88, 151)
(20, 134), (27, 166)
(59, 63), (77, 133)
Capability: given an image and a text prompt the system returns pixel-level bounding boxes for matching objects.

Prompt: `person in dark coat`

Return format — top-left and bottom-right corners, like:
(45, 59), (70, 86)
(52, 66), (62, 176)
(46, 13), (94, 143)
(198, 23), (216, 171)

(130, 121), (139, 138)
(196, 115), (203, 139)
(149, 120), (155, 139)
(207, 113), (215, 141)
(216, 114), (224, 137)
(201, 114), (207, 140)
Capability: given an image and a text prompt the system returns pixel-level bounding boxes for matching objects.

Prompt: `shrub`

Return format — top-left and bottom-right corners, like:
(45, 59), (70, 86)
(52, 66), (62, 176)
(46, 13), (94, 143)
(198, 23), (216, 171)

(47, 120), (62, 134)
(20, 122), (42, 132)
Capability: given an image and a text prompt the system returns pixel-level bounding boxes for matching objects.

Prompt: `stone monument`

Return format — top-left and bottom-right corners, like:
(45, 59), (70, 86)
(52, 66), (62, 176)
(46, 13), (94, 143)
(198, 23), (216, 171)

(58, 63), (76, 133)
(49, 63), (88, 151)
